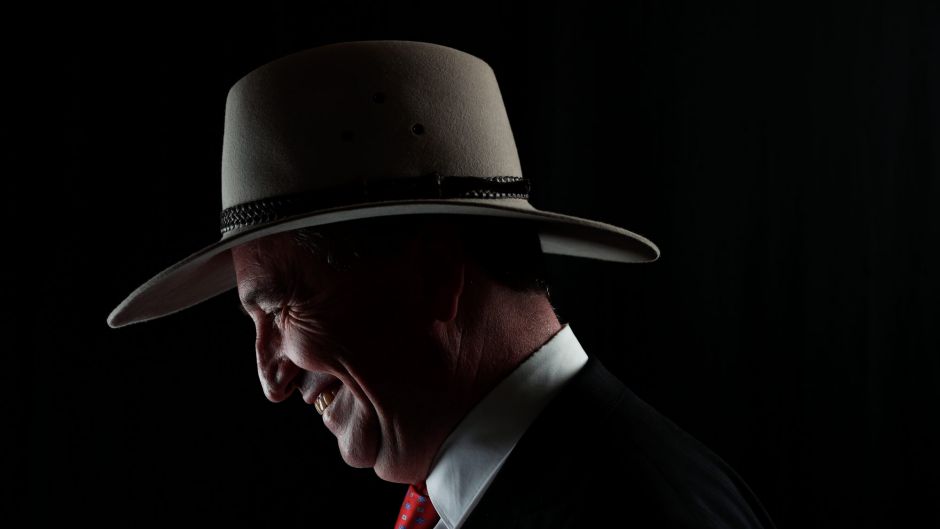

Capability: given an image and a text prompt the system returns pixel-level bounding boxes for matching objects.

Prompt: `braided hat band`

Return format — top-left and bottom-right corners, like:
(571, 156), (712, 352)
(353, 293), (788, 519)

(219, 173), (530, 234)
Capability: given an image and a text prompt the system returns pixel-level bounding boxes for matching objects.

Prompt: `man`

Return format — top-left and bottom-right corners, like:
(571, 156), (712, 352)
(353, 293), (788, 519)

(109, 40), (776, 528)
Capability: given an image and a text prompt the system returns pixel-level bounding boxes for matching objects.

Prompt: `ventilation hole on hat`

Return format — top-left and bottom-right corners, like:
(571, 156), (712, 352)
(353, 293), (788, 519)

(340, 130), (355, 142)
(372, 92), (386, 103)
(411, 123), (425, 135)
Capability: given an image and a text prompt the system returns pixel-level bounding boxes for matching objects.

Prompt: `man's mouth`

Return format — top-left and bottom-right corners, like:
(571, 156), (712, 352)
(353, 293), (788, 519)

(302, 375), (343, 415)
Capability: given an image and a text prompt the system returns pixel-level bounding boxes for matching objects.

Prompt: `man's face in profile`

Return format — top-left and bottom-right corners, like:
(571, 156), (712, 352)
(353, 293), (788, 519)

(230, 228), (461, 483)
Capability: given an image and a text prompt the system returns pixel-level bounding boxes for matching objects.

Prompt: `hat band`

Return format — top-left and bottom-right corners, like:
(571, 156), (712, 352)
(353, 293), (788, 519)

(219, 173), (531, 234)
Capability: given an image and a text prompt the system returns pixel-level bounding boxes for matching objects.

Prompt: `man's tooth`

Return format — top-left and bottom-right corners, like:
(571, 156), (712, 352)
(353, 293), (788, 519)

(314, 388), (337, 416)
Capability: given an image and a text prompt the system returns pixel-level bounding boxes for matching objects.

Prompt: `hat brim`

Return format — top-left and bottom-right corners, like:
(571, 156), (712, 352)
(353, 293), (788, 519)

(106, 198), (659, 328)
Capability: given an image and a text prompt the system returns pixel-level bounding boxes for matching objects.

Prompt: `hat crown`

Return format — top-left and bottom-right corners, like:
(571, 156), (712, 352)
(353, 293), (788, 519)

(221, 40), (523, 211)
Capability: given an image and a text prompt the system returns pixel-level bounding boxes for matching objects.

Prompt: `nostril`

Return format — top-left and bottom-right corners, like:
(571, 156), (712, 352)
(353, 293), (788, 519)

(258, 362), (298, 403)
(263, 382), (294, 403)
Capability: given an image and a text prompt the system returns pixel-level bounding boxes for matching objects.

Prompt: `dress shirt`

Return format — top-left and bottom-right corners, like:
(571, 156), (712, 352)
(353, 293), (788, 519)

(425, 323), (589, 529)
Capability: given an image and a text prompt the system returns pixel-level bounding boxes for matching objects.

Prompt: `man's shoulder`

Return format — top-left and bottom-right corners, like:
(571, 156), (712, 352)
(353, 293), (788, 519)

(462, 356), (776, 529)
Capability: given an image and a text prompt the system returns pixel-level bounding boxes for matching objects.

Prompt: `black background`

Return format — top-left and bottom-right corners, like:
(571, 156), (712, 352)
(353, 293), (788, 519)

(5, 1), (938, 527)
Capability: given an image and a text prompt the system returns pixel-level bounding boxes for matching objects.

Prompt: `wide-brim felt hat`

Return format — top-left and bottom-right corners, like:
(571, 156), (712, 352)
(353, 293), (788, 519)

(107, 40), (660, 329)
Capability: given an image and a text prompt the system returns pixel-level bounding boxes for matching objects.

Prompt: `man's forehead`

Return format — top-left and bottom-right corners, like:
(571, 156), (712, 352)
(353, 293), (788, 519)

(232, 235), (295, 288)
(232, 233), (292, 265)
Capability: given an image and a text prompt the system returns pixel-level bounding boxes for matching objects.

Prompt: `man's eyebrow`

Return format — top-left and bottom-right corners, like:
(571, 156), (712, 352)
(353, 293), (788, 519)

(238, 283), (286, 310)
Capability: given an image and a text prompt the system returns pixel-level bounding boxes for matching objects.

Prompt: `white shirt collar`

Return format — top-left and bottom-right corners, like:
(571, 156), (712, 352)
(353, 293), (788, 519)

(425, 323), (589, 529)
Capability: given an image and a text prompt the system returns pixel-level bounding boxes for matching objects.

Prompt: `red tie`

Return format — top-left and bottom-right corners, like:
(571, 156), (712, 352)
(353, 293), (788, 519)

(394, 481), (440, 529)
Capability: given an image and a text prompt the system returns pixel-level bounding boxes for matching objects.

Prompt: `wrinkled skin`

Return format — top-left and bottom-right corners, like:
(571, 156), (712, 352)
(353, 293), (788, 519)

(231, 227), (471, 484)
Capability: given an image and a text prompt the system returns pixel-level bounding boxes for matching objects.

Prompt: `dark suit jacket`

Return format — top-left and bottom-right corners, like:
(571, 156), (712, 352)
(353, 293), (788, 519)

(461, 356), (777, 529)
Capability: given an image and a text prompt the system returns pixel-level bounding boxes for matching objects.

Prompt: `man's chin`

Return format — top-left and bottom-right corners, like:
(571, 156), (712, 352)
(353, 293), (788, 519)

(369, 447), (433, 485)
(324, 389), (380, 468)
(372, 458), (417, 485)
(337, 439), (378, 469)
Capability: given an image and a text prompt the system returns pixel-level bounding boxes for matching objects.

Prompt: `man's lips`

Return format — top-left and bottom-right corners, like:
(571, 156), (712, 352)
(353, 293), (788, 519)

(301, 374), (343, 414)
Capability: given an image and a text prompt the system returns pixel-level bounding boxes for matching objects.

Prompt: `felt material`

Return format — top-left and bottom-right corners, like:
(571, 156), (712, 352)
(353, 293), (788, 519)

(107, 40), (660, 328)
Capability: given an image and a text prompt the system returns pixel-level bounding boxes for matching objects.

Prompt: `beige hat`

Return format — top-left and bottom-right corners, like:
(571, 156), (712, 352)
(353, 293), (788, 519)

(107, 39), (660, 328)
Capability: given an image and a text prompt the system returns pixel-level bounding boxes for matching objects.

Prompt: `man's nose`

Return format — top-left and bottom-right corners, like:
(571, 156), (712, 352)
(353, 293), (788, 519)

(256, 338), (300, 403)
